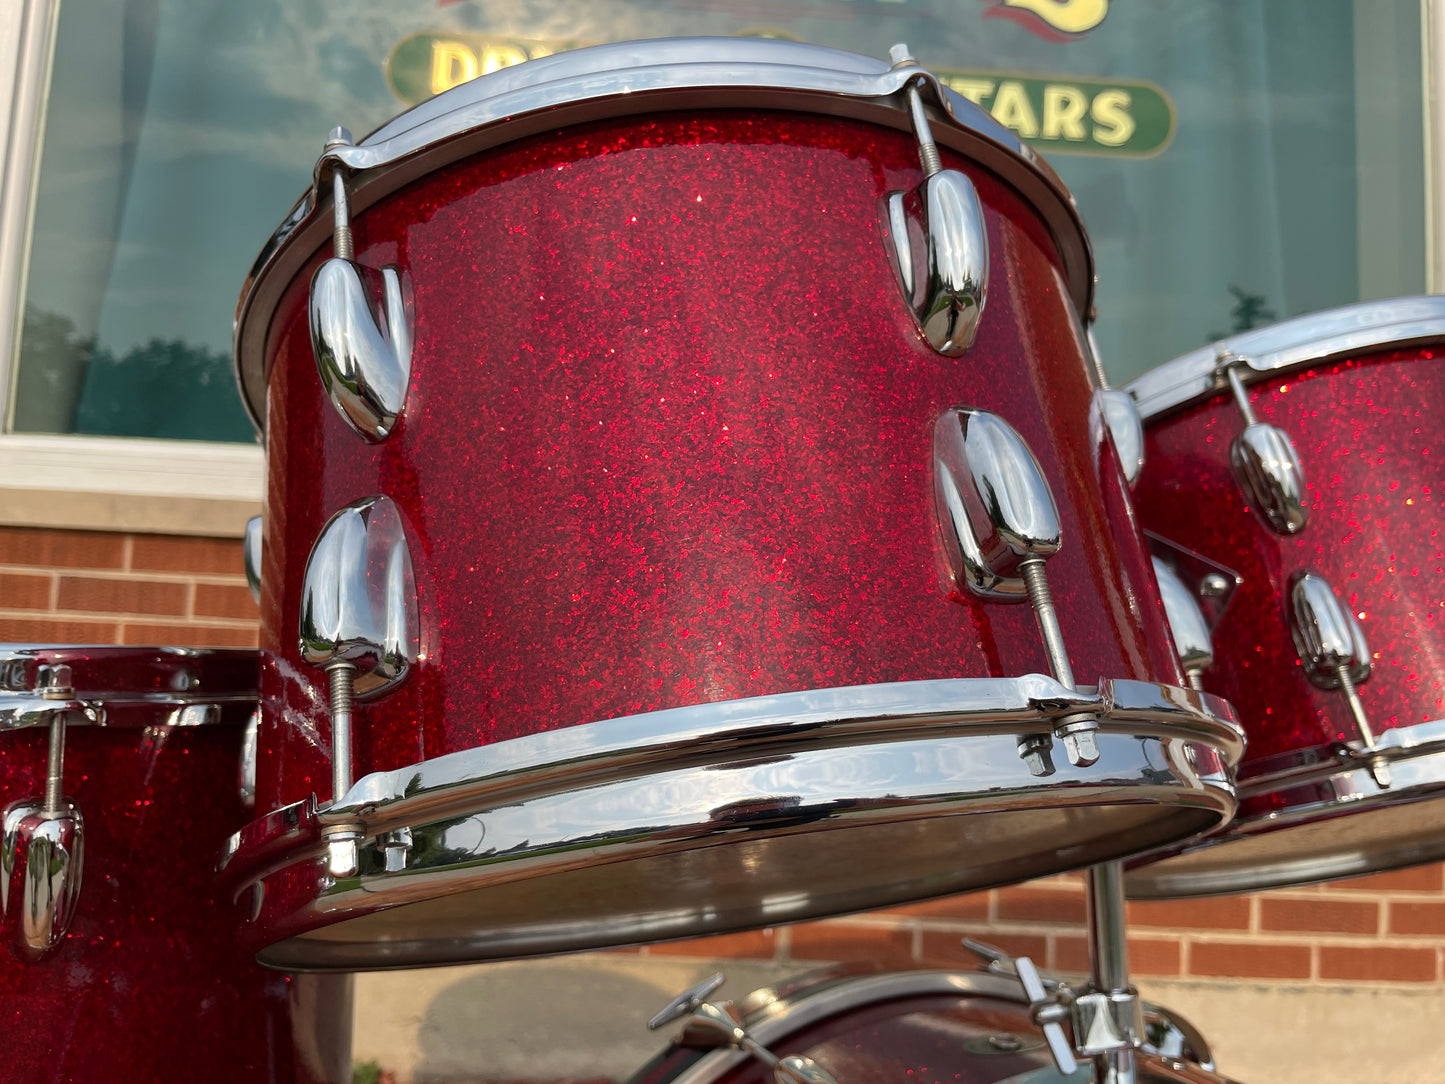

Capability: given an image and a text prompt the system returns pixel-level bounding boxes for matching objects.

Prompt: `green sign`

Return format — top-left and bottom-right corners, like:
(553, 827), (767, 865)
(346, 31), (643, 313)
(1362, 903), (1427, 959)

(387, 34), (1174, 159)
(938, 69), (1174, 157)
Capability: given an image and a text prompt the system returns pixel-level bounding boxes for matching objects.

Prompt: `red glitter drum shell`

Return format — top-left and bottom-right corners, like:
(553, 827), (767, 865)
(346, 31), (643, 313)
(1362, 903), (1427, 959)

(0, 647), (341, 1084)
(1134, 348), (1444, 762)
(253, 111), (1180, 814)
(1127, 329), (1445, 895)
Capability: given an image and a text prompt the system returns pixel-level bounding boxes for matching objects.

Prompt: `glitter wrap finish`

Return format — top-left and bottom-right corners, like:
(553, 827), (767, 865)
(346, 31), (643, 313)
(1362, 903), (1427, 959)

(235, 87), (1218, 962)
(1127, 326), (1445, 896)
(627, 967), (1238, 1084)
(255, 112), (1177, 809)
(0, 646), (349, 1084)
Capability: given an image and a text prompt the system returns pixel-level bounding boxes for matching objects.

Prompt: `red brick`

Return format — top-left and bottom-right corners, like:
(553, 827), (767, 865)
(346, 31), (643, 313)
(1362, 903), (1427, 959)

(1128, 937), (1183, 977)
(57, 577), (188, 617)
(1127, 897), (1251, 931)
(917, 929), (1047, 970)
(1325, 865), (1444, 893)
(193, 582), (258, 620)
(130, 535), (243, 576)
(996, 886), (1087, 925)
(0, 616), (119, 643)
(0, 572), (52, 609)
(790, 923), (914, 969)
(887, 892), (991, 921)
(1319, 945), (1437, 983)
(649, 929), (777, 960)
(119, 622), (259, 649)
(0, 527), (125, 570)
(1260, 898), (1378, 935)
(1189, 941), (1311, 980)
(1389, 901), (1445, 936)
(1052, 934), (1090, 974)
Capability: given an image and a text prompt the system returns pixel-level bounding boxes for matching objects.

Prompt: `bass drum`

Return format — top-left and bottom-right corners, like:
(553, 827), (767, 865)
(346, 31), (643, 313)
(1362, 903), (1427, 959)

(226, 37), (1240, 971)
(1125, 296), (1445, 897)
(630, 966), (1240, 1084)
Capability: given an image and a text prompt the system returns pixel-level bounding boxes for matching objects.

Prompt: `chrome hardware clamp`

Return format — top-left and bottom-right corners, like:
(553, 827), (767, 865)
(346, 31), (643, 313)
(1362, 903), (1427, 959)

(310, 128), (413, 442)
(883, 45), (988, 357)
(933, 408), (1100, 770)
(962, 939), (1077, 1075)
(1290, 572), (1389, 787)
(650, 975), (840, 1084)
(1, 664), (84, 959)
(1218, 354), (1308, 534)
(299, 496), (420, 877)
(1151, 558), (1214, 691)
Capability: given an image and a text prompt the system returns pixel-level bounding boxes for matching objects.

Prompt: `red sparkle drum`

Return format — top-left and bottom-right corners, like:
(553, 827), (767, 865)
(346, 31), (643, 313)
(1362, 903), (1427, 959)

(629, 965), (1240, 1084)
(1124, 296), (1445, 897)
(226, 38), (1240, 970)
(0, 646), (351, 1083)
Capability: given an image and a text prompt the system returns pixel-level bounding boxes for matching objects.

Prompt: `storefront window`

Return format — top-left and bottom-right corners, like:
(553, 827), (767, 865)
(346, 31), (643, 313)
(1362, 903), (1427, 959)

(8, 0), (1426, 441)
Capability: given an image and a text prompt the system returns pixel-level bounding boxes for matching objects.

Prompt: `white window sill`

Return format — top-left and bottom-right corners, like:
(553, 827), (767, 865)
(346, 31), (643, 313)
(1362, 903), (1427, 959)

(0, 434), (263, 537)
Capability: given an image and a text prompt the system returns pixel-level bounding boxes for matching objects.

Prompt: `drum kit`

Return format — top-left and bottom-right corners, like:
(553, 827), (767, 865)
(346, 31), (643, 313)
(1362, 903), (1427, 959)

(4, 35), (1444, 1083)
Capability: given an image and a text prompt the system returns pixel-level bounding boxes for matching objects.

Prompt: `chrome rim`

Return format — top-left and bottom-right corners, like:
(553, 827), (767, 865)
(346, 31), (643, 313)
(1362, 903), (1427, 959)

(1125, 295), (1445, 421)
(225, 676), (1239, 971)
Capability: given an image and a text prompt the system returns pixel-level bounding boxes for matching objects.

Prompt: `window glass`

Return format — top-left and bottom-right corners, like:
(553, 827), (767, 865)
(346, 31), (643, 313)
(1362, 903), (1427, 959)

(10, 0), (1425, 440)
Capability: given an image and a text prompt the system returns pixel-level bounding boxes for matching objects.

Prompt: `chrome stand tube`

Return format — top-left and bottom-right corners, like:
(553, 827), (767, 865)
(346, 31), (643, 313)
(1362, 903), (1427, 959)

(1086, 861), (1138, 1084)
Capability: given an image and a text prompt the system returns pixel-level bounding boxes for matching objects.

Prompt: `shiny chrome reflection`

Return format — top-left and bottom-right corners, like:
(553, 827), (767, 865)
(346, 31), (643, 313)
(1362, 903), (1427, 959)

(1151, 558), (1213, 688)
(1231, 421), (1308, 534)
(222, 675), (1240, 971)
(243, 515), (263, 604)
(1290, 571), (1386, 784)
(1289, 572), (1371, 689)
(961, 939), (1075, 1074)
(2, 801), (83, 959)
(1097, 389), (1144, 486)
(299, 495), (419, 699)
(300, 495), (419, 810)
(650, 974), (840, 1084)
(240, 709), (259, 811)
(1222, 360), (1308, 533)
(883, 56), (989, 358)
(310, 259), (412, 442)
(933, 409), (1096, 767)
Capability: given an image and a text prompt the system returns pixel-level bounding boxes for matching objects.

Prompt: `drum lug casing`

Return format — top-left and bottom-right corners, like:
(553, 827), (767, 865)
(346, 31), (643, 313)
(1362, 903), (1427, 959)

(1, 800), (83, 960)
(1231, 421), (1308, 533)
(884, 47), (988, 357)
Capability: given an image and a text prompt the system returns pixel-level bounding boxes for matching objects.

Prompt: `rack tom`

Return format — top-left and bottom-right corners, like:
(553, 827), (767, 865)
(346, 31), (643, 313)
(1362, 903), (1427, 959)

(1126, 296), (1445, 896)
(226, 38), (1241, 970)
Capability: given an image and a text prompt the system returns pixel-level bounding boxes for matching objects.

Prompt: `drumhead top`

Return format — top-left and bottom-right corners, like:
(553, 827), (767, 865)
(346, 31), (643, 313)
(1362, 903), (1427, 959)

(233, 37), (1093, 431)
(1126, 294), (1445, 421)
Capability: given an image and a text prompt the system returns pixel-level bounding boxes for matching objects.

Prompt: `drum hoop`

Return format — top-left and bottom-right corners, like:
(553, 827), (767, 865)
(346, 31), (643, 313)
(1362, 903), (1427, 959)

(320, 675), (1244, 833)
(0, 644), (257, 729)
(1125, 295), (1445, 422)
(232, 37), (1094, 434)
(1236, 717), (1445, 798)
(221, 675), (1241, 969)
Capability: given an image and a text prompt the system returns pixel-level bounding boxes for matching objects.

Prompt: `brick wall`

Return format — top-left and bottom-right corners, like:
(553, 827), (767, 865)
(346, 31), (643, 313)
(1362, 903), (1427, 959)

(0, 526), (257, 647)
(644, 865), (1445, 986)
(6, 523), (1445, 988)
